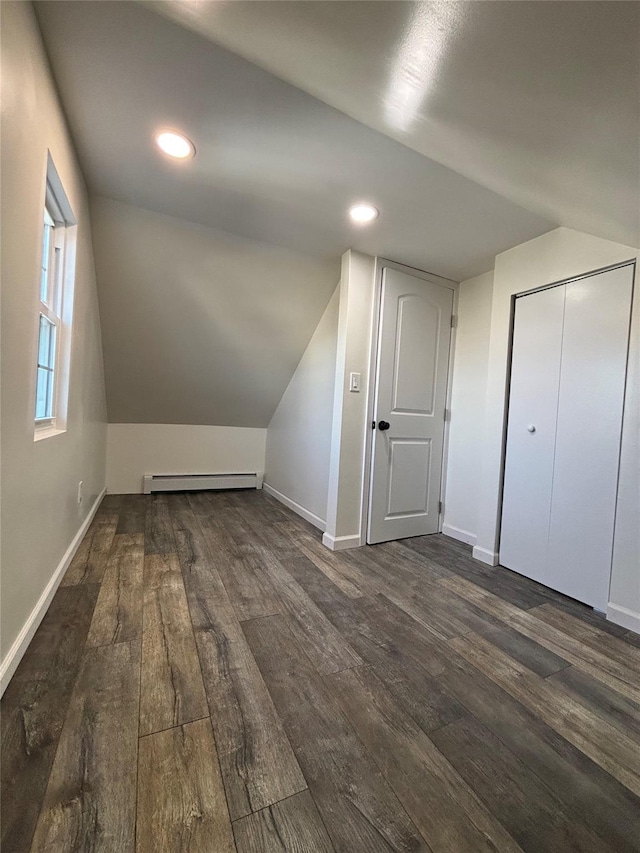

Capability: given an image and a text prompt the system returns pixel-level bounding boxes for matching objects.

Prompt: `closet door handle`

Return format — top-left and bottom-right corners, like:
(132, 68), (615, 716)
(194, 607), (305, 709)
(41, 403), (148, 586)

(526, 425), (536, 433)
(378, 420), (390, 431)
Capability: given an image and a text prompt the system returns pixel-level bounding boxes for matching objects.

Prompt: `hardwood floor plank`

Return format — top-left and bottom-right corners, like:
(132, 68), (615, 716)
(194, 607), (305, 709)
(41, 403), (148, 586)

(442, 575), (640, 703)
(450, 632), (640, 797)
(144, 493), (175, 555)
(255, 546), (363, 674)
(174, 498), (307, 819)
(312, 591), (466, 734)
(277, 519), (365, 598)
(1, 584), (99, 853)
(243, 613), (431, 853)
(199, 518), (282, 621)
(328, 665), (522, 852)
(474, 622), (570, 678)
(137, 717), (235, 853)
(116, 494), (147, 534)
(435, 649), (640, 852)
(61, 518), (118, 586)
(10, 492), (640, 851)
(233, 790), (335, 853)
(404, 536), (551, 610)
(140, 553), (208, 736)
(547, 665), (640, 739)
(431, 715), (617, 852)
(86, 533), (144, 647)
(30, 641), (140, 852)
(532, 603), (640, 670)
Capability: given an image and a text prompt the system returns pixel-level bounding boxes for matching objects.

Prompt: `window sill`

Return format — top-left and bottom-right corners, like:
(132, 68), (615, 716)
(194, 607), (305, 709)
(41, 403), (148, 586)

(34, 425), (66, 442)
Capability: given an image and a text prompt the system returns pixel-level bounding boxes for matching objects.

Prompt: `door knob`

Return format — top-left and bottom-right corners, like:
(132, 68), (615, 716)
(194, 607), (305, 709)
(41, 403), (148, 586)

(527, 425), (536, 433)
(378, 420), (390, 431)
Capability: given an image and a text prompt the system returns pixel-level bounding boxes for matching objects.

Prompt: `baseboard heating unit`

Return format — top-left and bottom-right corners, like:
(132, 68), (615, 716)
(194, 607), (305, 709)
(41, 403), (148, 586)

(142, 472), (263, 494)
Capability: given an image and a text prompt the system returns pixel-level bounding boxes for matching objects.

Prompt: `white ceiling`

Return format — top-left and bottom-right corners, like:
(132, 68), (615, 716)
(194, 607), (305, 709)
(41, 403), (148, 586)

(35, 1), (557, 282)
(150, 0), (640, 249)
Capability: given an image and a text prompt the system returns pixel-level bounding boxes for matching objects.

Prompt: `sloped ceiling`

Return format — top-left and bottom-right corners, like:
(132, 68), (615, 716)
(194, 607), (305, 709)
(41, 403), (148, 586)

(150, 0), (640, 248)
(35, 1), (636, 428)
(91, 197), (338, 426)
(35, 0), (556, 282)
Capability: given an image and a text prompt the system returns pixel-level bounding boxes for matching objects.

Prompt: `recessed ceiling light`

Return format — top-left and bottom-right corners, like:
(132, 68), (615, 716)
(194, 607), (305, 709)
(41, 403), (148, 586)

(155, 130), (195, 159)
(349, 202), (379, 224)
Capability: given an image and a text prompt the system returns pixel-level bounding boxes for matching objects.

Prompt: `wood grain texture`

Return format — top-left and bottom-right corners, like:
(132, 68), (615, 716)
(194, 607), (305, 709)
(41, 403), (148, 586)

(547, 664), (640, 740)
(30, 641), (140, 853)
(255, 546), (363, 674)
(435, 648), (640, 852)
(144, 493), (175, 555)
(1, 584), (99, 853)
(137, 718), (235, 853)
(431, 715), (617, 852)
(116, 494), (147, 534)
(328, 665), (522, 852)
(140, 553), (208, 736)
(6, 491), (640, 853)
(243, 614), (430, 853)
(233, 790), (335, 853)
(61, 518), (118, 586)
(442, 575), (640, 703)
(450, 632), (640, 797)
(175, 498), (307, 819)
(86, 533), (144, 647)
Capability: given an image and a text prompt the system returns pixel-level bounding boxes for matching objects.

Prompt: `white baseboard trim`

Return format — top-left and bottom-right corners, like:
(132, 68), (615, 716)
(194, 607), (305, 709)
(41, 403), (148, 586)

(263, 482), (326, 532)
(606, 602), (640, 635)
(322, 532), (361, 551)
(472, 545), (499, 566)
(442, 523), (477, 547)
(0, 488), (106, 696)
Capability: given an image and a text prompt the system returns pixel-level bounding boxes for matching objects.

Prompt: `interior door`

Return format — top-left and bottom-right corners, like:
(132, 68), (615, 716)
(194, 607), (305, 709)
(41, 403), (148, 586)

(368, 267), (454, 544)
(500, 264), (633, 610)
(547, 266), (633, 609)
(500, 285), (565, 584)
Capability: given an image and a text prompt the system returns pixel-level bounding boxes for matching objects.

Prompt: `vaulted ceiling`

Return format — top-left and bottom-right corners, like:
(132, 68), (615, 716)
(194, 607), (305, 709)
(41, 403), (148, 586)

(34, 1), (639, 426)
(151, 0), (640, 249)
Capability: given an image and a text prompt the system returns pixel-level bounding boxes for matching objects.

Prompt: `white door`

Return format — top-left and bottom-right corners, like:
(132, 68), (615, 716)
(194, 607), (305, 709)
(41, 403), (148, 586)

(500, 264), (634, 610)
(368, 267), (454, 545)
(500, 285), (565, 584)
(547, 267), (633, 609)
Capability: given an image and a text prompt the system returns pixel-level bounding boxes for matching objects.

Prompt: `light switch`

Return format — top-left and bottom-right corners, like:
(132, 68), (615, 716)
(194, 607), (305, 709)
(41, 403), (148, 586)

(349, 372), (361, 392)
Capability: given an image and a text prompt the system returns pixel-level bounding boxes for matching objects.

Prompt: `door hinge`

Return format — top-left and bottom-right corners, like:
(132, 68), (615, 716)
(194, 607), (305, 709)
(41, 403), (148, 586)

(443, 408), (450, 421)
(372, 420), (376, 430)
(438, 501), (443, 514)
(450, 315), (457, 328)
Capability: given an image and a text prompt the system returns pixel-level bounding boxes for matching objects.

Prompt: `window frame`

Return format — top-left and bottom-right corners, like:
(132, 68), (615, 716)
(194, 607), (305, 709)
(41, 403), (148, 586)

(34, 166), (75, 441)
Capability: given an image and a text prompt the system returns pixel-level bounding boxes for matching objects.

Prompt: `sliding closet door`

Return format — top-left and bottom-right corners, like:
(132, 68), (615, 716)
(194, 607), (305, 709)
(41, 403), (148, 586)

(547, 265), (633, 609)
(500, 285), (565, 584)
(501, 263), (633, 610)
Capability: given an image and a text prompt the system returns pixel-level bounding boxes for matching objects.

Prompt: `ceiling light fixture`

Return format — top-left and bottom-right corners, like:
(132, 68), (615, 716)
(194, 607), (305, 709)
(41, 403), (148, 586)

(155, 130), (195, 159)
(349, 202), (379, 224)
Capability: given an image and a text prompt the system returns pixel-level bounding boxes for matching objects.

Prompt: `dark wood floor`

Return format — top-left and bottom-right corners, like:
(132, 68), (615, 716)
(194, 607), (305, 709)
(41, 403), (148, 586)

(3, 490), (640, 853)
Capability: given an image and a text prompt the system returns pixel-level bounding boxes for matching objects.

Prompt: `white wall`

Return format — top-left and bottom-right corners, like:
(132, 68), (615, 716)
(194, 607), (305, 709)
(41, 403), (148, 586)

(107, 424), (267, 494)
(1, 5), (108, 682)
(264, 287), (339, 529)
(91, 196), (338, 427)
(469, 227), (639, 629)
(324, 251), (377, 549)
(442, 271), (494, 545)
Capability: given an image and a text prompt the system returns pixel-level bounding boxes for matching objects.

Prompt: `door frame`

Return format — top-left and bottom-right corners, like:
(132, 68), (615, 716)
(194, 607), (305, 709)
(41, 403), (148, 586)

(497, 259), (637, 581)
(360, 258), (459, 546)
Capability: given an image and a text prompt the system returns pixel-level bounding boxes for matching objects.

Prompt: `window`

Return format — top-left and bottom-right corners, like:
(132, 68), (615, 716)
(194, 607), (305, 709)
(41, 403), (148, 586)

(34, 160), (76, 439)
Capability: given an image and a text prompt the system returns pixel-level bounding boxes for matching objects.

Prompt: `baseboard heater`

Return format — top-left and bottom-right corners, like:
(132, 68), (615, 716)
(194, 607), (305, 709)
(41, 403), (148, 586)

(142, 472), (263, 495)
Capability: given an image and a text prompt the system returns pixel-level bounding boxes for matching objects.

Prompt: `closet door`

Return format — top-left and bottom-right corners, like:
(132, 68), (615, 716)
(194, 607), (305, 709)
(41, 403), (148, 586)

(500, 285), (565, 584)
(547, 265), (633, 610)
